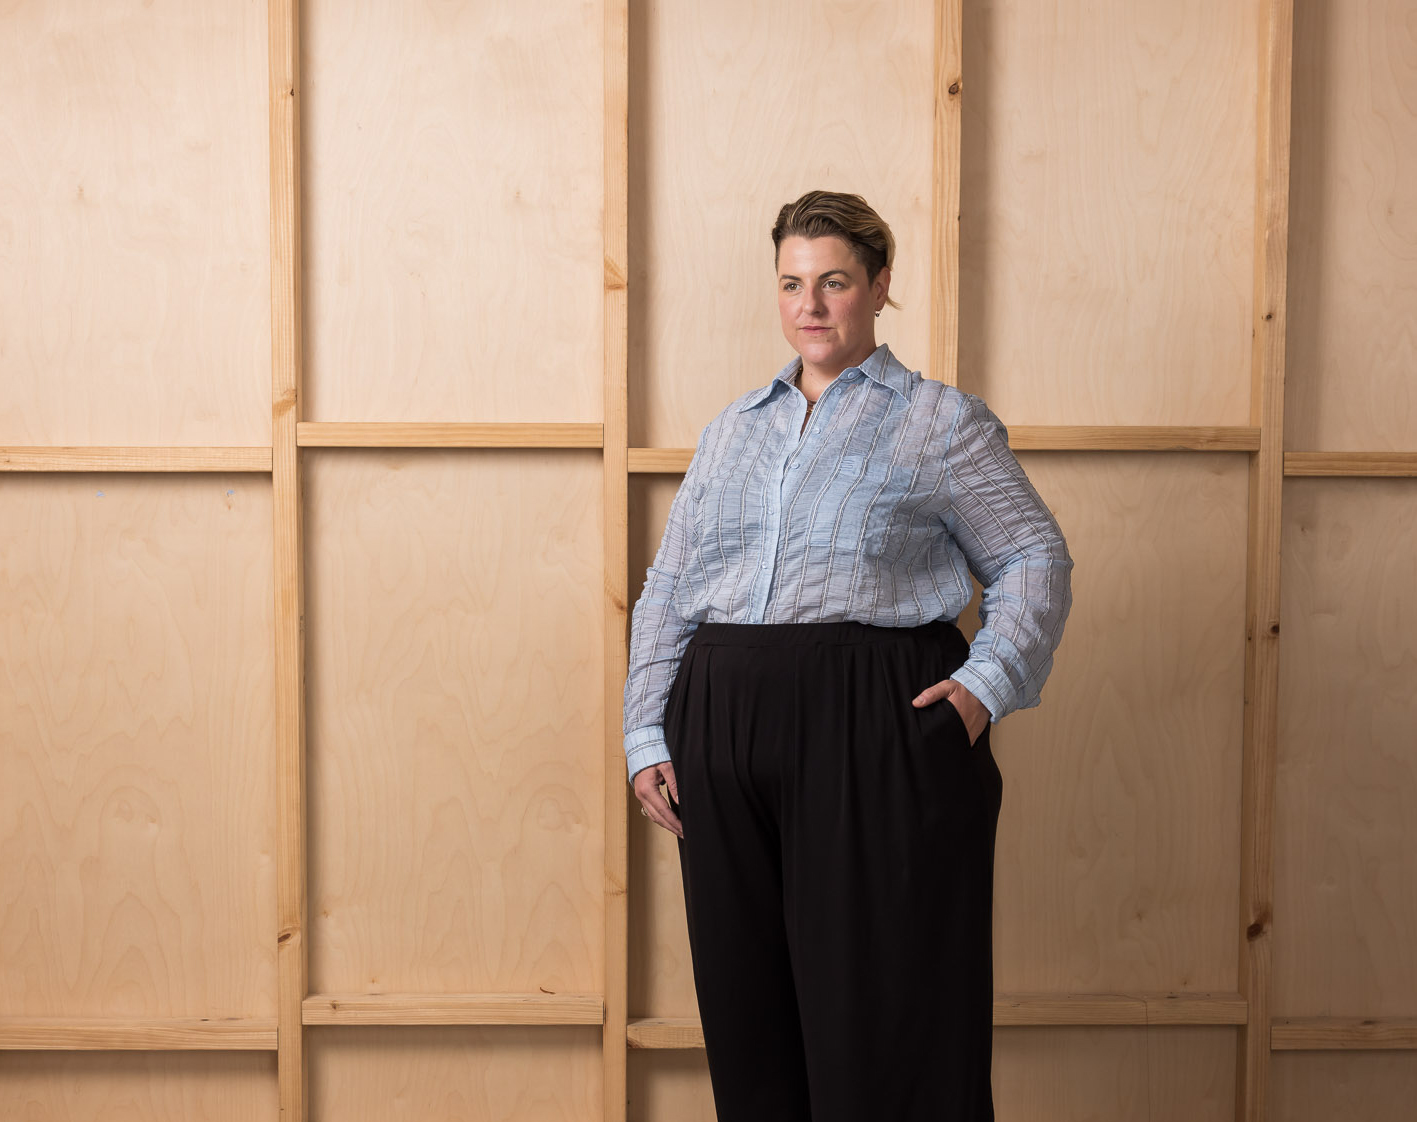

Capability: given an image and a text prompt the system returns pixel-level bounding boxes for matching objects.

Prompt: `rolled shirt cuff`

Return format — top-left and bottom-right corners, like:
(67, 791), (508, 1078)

(625, 725), (671, 783)
(948, 660), (1013, 724)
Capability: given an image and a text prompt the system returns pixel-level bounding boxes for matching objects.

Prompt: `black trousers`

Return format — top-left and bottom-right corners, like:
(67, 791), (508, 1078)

(663, 618), (1002, 1121)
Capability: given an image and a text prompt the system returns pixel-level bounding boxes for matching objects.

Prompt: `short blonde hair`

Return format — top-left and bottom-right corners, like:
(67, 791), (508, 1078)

(770, 190), (903, 310)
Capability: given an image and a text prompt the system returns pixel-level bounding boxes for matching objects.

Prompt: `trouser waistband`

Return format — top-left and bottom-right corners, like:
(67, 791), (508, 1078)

(687, 617), (963, 648)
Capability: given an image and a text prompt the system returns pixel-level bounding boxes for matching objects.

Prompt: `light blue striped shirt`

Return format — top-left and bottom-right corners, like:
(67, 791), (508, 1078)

(623, 342), (1073, 783)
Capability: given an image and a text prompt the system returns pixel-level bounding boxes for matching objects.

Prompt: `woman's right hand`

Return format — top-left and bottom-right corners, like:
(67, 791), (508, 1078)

(633, 762), (683, 838)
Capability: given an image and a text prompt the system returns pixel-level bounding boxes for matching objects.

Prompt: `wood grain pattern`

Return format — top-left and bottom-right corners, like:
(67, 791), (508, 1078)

(988, 454), (1249, 993)
(1275, 481), (1417, 1018)
(0, 0), (271, 446)
(0, 475), (277, 1020)
(307, 1026), (601, 1121)
(1286, 0), (1417, 453)
(1272, 1016), (1417, 1050)
(0, 1017), (277, 1050)
(994, 1026), (1237, 1122)
(268, 1), (307, 1117)
(625, 1048), (716, 1122)
(959, 0), (1257, 426)
(931, 0), (963, 387)
(1270, 1051), (1417, 1120)
(0, 1052), (276, 1120)
(302, 991), (602, 1026)
(304, 450), (605, 996)
(1285, 451), (1417, 476)
(0, 448), (272, 472)
(626, 991), (1246, 1047)
(629, 0), (935, 448)
(298, 423), (604, 448)
(602, 0), (633, 1118)
(1236, 2), (1293, 1116)
(300, 0), (604, 424)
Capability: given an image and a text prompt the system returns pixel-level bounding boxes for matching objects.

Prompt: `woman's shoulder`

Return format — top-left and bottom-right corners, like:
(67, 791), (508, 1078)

(878, 346), (984, 414)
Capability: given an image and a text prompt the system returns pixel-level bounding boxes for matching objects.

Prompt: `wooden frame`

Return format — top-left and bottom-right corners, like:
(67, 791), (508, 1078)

(2, 0), (1412, 1118)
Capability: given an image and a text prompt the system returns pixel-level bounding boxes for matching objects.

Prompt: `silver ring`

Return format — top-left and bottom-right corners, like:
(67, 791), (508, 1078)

(640, 807), (648, 816)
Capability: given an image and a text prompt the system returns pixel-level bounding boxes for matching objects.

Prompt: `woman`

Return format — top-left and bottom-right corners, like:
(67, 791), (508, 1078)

(623, 190), (1073, 1121)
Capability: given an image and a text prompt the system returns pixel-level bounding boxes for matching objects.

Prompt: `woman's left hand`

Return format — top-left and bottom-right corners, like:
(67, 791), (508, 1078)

(912, 678), (990, 746)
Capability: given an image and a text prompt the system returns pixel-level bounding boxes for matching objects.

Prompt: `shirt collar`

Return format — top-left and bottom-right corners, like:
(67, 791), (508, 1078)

(735, 342), (913, 412)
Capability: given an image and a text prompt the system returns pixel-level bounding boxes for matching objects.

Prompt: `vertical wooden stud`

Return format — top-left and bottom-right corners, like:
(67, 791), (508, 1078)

(930, 0), (963, 387)
(269, 0), (308, 1117)
(1237, 0), (1293, 1118)
(603, 0), (631, 1117)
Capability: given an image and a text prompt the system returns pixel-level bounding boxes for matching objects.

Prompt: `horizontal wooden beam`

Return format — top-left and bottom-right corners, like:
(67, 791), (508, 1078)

(297, 422), (603, 448)
(10, 437), (1415, 474)
(628, 448), (696, 474)
(630, 429), (1261, 473)
(627, 992), (1247, 1047)
(0, 1017), (277, 1050)
(1003, 426), (1260, 451)
(1283, 452), (1417, 477)
(627, 1017), (704, 1049)
(0, 447), (271, 472)
(302, 992), (604, 1026)
(1271, 1016), (1417, 1051)
(994, 991), (1248, 1026)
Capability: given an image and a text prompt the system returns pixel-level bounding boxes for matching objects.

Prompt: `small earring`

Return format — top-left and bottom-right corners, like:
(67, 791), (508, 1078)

(875, 310), (881, 318)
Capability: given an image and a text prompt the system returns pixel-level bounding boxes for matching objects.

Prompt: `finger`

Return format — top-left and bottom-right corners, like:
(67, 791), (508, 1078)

(644, 786), (683, 837)
(912, 678), (951, 706)
(634, 772), (682, 838)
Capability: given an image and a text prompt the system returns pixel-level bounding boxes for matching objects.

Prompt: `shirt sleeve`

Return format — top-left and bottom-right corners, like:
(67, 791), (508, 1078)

(622, 422), (712, 783)
(941, 392), (1074, 722)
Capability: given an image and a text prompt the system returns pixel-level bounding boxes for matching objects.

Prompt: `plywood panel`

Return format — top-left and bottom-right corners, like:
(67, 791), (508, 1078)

(994, 1025), (1235, 1122)
(1274, 480), (1417, 1015)
(990, 454), (1247, 992)
(308, 1026), (600, 1121)
(1271, 1052), (1417, 1121)
(0, 475), (277, 1019)
(629, 0), (935, 448)
(301, 1), (604, 424)
(0, 1052), (276, 1122)
(959, 0), (1256, 426)
(626, 1049), (715, 1122)
(1287, 0), (1417, 452)
(305, 450), (604, 994)
(0, 0), (271, 446)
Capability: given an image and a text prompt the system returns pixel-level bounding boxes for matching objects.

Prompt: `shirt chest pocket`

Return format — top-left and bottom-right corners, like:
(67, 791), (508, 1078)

(690, 467), (758, 555)
(804, 452), (899, 553)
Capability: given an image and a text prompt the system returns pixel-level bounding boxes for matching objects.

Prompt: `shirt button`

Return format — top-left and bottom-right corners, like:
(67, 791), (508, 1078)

(813, 426), (821, 433)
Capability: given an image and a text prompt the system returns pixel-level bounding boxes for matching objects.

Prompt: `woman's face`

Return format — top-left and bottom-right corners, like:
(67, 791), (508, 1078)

(776, 234), (889, 376)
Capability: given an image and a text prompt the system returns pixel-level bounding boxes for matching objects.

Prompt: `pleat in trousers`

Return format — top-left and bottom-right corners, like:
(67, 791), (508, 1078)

(662, 617), (1002, 1122)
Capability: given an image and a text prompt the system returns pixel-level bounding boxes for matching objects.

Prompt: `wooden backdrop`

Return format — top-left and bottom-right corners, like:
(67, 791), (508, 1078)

(1, 0), (1413, 1118)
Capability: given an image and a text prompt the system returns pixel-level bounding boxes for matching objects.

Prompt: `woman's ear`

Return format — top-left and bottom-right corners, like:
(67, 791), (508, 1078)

(874, 265), (892, 309)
